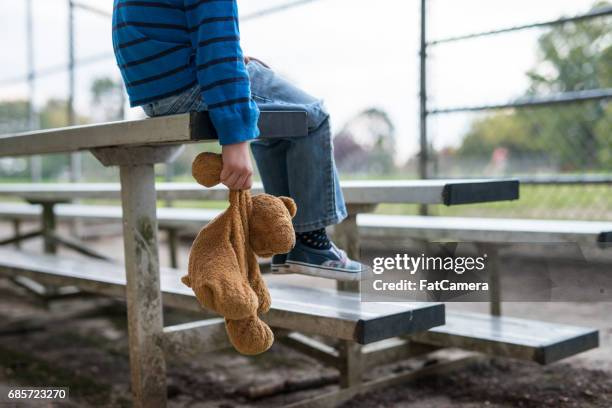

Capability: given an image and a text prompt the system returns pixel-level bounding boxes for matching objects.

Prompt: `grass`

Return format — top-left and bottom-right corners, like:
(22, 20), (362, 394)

(375, 184), (612, 220)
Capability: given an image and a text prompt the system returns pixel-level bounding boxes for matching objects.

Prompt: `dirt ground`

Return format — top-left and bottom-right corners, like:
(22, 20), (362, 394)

(0, 221), (611, 407)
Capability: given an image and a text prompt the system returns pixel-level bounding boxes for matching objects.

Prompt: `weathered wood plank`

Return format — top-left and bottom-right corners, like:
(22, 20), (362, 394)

(0, 179), (519, 205)
(411, 312), (599, 365)
(361, 338), (439, 368)
(162, 318), (230, 356)
(278, 333), (341, 368)
(358, 214), (612, 244)
(0, 111), (308, 157)
(2, 203), (609, 245)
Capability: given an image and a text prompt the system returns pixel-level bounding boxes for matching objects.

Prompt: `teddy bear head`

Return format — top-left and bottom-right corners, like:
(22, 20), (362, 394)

(249, 194), (296, 258)
(192, 152), (297, 257)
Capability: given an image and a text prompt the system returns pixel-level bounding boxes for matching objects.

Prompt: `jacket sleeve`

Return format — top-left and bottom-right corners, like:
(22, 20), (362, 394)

(185, 0), (259, 145)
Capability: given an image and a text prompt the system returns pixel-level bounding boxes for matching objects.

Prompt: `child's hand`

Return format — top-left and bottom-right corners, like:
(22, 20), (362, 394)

(221, 142), (253, 190)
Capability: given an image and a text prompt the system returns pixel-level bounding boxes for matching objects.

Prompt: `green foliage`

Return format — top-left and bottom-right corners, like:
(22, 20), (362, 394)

(458, 2), (612, 172)
(0, 99), (91, 179)
(91, 77), (119, 104)
(0, 100), (29, 129)
(595, 104), (612, 168)
(91, 77), (125, 121)
(458, 111), (538, 157)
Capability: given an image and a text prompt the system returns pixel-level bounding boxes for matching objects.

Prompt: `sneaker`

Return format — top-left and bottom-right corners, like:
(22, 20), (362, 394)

(271, 253), (289, 274)
(272, 241), (367, 281)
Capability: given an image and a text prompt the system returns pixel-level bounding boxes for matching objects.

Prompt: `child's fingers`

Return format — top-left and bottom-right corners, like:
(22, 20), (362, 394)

(220, 167), (231, 183)
(236, 173), (252, 190)
(234, 173), (247, 190)
(223, 171), (240, 190)
(243, 174), (253, 190)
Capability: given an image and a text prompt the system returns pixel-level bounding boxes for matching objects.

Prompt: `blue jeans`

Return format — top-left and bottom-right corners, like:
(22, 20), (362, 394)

(142, 60), (347, 232)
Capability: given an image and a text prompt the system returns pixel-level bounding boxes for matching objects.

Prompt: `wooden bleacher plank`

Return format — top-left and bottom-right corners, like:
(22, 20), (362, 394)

(0, 111), (308, 157)
(0, 179), (519, 205)
(0, 249), (444, 344)
(412, 312), (599, 364)
(358, 214), (612, 244)
(2, 202), (609, 244)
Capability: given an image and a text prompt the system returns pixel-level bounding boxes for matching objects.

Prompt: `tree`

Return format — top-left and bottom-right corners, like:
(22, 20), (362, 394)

(459, 111), (540, 157)
(0, 98), (92, 179)
(91, 77), (125, 122)
(0, 100), (29, 133)
(457, 1), (611, 172)
(333, 108), (397, 175)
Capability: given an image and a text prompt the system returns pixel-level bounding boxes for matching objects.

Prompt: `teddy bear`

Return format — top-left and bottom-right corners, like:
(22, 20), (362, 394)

(181, 152), (296, 355)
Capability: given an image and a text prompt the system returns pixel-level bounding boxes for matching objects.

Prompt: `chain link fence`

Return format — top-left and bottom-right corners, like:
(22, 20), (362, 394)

(423, 1), (612, 220)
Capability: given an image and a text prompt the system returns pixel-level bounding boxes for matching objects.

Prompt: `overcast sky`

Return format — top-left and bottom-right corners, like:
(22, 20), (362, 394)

(0, 0), (598, 160)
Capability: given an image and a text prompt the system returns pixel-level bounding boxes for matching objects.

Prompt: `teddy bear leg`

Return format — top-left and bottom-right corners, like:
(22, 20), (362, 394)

(193, 277), (259, 321)
(245, 254), (272, 313)
(225, 316), (274, 356)
(249, 271), (272, 313)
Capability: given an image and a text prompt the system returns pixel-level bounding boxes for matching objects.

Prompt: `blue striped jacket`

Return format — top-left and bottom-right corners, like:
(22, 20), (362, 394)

(112, 0), (259, 145)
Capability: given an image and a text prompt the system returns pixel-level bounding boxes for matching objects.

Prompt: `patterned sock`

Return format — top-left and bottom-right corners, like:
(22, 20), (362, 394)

(296, 228), (332, 250)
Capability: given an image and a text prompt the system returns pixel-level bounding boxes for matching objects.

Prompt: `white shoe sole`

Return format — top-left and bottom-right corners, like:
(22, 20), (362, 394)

(284, 261), (364, 281)
(271, 263), (291, 275)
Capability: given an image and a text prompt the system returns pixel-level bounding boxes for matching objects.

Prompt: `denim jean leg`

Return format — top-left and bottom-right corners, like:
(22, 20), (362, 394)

(286, 117), (347, 232)
(247, 61), (347, 232)
(142, 84), (204, 117)
(250, 138), (291, 197)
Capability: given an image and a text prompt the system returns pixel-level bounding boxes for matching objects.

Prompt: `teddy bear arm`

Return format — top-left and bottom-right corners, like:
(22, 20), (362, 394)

(188, 227), (260, 318)
(225, 316), (274, 355)
(189, 258), (260, 320)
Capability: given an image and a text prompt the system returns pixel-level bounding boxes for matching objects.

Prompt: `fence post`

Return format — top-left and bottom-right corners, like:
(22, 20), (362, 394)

(419, 0), (429, 216)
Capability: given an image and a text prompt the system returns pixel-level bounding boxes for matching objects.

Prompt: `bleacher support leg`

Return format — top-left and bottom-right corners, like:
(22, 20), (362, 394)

(338, 340), (363, 388)
(333, 204), (376, 393)
(12, 220), (21, 249)
(167, 228), (179, 269)
(119, 163), (167, 407)
(335, 213), (360, 293)
(40, 202), (57, 254)
(334, 204), (377, 293)
(480, 244), (501, 316)
(92, 145), (182, 408)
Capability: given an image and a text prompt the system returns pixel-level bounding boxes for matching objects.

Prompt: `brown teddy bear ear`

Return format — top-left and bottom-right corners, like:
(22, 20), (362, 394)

(192, 152), (223, 187)
(279, 196), (297, 218)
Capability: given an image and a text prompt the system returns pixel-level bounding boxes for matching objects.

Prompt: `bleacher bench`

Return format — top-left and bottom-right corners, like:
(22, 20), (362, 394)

(0, 248), (444, 345)
(0, 246), (600, 366)
(413, 312), (598, 365)
(358, 214), (612, 245)
(0, 203), (604, 366)
(0, 110), (600, 406)
(3, 204), (610, 245)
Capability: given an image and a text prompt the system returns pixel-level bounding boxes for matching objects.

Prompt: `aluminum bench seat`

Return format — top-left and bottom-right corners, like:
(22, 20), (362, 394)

(0, 111), (308, 156)
(3, 204), (609, 245)
(358, 214), (612, 245)
(412, 311), (599, 365)
(0, 202), (221, 231)
(0, 179), (519, 205)
(0, 248), (444, 344)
